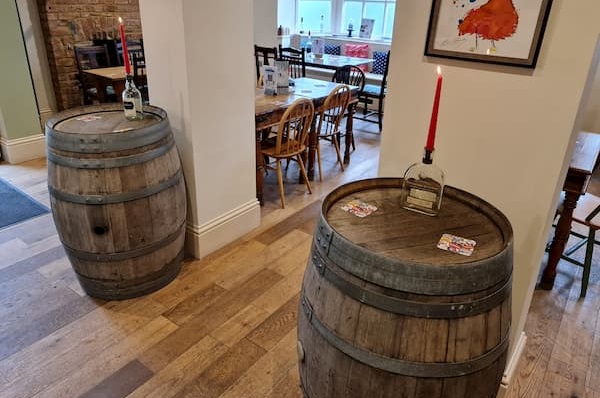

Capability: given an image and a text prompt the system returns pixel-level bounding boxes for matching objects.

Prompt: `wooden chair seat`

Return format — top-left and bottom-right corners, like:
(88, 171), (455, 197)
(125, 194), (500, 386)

(261, 139), (306, 158)
(550, 191), (600, 297)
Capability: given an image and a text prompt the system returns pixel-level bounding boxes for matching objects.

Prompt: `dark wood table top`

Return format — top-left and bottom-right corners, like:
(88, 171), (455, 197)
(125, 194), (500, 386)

(82, 66), (127, 82)
(566, 131), (600, 193)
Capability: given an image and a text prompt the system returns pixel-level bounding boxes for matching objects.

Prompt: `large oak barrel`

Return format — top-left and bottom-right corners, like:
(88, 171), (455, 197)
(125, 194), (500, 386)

(298, 178), (512, 398)
(46, 104), (186, 300)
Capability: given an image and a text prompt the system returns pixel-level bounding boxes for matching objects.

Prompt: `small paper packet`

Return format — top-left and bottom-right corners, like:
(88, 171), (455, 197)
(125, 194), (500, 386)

(437, 233), (476, 256)
(341, 199), (377, 218)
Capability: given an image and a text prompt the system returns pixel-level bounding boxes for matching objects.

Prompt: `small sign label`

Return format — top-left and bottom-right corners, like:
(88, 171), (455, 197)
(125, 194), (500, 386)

(437, 233), (476, 256)
(75, 115), (102, 122)
(341, 199), (377, 218)
(406, 188), (436, 209)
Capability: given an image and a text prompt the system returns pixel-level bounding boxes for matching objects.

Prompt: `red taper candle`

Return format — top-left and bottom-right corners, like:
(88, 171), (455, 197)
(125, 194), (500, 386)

(425, 66), (443, 151)
(118, 17), (131, 75)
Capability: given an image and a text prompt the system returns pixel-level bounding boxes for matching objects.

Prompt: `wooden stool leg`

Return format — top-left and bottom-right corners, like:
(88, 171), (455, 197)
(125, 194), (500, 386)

(581, 228), (595, 298)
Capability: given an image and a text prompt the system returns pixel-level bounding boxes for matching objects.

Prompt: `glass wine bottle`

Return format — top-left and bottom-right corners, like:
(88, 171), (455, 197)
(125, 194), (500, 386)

(401, 65), (445, 216)
(122, 74), (143, 121)
(400, 148), (445, 216)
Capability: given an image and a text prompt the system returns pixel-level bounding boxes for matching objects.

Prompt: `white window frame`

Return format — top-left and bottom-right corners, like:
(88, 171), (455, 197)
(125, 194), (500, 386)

(295, 0), (395, 40)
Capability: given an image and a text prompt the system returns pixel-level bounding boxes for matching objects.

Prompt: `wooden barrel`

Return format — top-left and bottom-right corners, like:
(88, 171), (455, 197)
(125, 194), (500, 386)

(298, 178), (512, 398)
(46, 104), (186, 300)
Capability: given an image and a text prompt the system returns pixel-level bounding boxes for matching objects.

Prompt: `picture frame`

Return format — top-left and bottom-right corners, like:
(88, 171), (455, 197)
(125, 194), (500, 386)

(359, 18), (375, 39)
(424, 0), (553, 68)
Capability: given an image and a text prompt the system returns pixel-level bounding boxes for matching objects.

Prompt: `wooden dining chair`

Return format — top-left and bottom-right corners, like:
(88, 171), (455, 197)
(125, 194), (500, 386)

(74, 44), (115, 104)
(331, 65), (365, 151)
(260, 97), (314, 208)
(278, 45), (306, 78)
(356, 50), (391, 132)
(548, 192), (600, 298)
(254, 45), (278, 82)
(116, 39), (144, 66)
(315, 85), (351, 181)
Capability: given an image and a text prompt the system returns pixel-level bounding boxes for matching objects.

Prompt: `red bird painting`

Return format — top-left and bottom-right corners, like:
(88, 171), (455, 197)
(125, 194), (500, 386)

(458, 0), (519, 51)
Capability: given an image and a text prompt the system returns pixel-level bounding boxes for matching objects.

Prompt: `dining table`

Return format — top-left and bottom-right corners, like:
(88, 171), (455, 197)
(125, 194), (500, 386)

(541, 131), (600, 290)
(82, 66), (128, 102)
(255, 77), (360, 205)
(303, 53), (373, 71)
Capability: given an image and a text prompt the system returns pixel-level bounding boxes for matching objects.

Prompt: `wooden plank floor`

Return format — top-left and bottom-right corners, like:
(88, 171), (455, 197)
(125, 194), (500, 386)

(2, 118), (600, 397)
(0, 120), (382, 398)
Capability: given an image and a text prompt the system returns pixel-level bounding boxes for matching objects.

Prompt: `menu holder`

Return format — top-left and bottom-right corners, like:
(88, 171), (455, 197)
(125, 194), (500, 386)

(290, 34), (302, 50)
(359, 18), (375, 39)
(263, 65), (277, 96)
(312, 38), (325, 59)
(275, 60), (289, 94)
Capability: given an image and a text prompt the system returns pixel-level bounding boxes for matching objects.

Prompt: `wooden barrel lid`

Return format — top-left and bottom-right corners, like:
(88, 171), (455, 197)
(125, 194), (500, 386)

(319, 178), (513, 294)
(46, 104), (169, 153)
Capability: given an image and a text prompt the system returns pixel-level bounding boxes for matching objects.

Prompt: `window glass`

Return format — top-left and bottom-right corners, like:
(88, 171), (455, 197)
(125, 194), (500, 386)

(383, 3), (395, 39)
(297, 0), (395, 39)
(363, 3), (383, 37)
(341, 2), (362, 35)
(297, 1), (332, 33)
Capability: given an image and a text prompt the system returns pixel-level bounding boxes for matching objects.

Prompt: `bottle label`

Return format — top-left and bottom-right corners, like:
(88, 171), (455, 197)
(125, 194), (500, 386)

(406, 188), (436, 209)
(123, 99), (136, 118)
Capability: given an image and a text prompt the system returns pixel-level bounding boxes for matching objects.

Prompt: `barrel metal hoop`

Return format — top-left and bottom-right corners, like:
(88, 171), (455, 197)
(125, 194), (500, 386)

(47, 137), (175, 169)
(311, 247), (512, 319)
(48, 169), (182, 205)
(62, 221), (186, 262)
(46, 112), (171, 153)
(300, 294), (510, 378)
(74, 249), (184, 300)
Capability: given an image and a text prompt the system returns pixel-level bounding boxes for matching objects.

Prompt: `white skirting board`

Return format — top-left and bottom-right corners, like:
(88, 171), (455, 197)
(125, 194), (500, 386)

(0, 134), (46, 164)
(184, 199), (261, 259)
(496, 331), (527, 398)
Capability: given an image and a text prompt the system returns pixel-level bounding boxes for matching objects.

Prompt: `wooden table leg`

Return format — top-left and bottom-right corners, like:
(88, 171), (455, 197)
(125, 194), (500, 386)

(344, 102), (355, 165)
(540, 190), (579, 289)
(256, 132), (264, 206)
(113, 81), (126, 101)
(305, 118), (317, 181)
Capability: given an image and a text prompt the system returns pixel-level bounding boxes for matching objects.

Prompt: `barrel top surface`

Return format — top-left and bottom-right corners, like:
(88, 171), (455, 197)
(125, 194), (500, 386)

(324, 178), (512, 266)
(52, 108), (160, 135)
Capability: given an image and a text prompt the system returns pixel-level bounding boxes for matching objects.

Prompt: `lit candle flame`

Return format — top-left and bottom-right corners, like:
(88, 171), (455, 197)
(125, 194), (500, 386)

(118, 17), (123, 23)
(437, 66), (442, 75)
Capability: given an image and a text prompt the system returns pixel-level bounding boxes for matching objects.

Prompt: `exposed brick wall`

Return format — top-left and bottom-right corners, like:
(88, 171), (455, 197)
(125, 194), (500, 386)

(37, 0), (143, 110)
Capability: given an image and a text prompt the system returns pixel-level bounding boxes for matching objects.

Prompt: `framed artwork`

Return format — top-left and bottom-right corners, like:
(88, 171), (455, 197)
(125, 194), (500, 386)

(424, 0), (553, 68)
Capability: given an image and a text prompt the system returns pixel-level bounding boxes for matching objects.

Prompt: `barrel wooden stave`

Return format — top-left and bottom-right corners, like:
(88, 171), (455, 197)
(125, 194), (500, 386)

(46, 105), (186, 300)
(48, 144), (185, 254)
(298, 178), (512, 398)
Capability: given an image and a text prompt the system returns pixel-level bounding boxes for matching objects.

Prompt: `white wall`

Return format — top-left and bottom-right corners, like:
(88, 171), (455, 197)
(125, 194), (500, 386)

(254, 0), (278, 47)
(16, 0), (57, 126)
(583, 65), (600, 132)
(380, 0), (600, 363)
(139, 0), (261, 258)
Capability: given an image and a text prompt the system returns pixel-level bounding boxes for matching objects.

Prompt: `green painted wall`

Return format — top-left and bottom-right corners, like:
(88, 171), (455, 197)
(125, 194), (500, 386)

(0, 0), (41, 140)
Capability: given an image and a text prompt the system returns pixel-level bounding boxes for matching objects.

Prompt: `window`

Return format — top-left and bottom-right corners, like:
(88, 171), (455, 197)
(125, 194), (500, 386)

(296, 0), (395, 40)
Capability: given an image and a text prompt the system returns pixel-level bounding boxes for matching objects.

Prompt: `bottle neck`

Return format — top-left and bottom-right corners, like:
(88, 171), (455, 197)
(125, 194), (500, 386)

(422, 148), (434, 164)
(125, 74), (135, 88)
